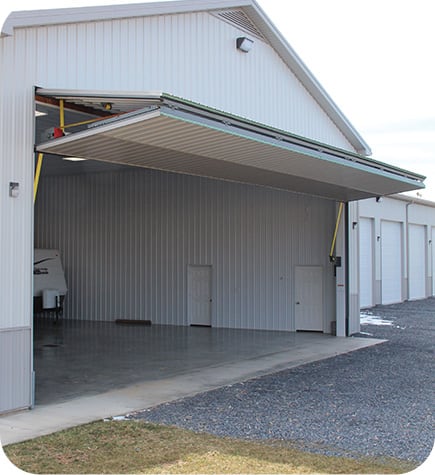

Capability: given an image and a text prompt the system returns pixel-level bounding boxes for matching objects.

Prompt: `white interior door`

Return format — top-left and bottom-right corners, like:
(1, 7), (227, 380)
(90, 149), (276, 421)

(295, 266), (323, 331)
(381, 221), (402, 304)
(408, 224), (426, 300)
(359, 218), (374, 308)
(187, 265), (212, 326)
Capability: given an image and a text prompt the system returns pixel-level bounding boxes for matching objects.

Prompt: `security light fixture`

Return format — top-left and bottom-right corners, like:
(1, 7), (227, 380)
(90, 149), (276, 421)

(236, 36), (253, 53)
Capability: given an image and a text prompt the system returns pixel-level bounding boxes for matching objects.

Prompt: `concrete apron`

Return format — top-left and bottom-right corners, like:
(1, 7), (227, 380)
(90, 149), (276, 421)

(0, 336), (385, 446)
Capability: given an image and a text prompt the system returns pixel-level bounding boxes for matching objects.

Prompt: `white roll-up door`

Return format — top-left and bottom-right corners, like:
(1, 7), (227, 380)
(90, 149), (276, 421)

(359, 217), (374, 308)
(408, 224), (426, 300)
(381, 221), (402, 304)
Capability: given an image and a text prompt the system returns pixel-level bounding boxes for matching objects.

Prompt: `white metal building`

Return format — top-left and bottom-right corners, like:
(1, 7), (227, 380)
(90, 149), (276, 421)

(358, 195), (435, 307)
(0, 0), (425, 414)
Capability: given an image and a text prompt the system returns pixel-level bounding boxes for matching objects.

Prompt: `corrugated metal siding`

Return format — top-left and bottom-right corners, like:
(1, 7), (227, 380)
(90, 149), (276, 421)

(1, 6), (356, 333)
(358, 196), (435, 306)
(347, 201), (360, 334)
(0, 328), (32, 413)
(34, 168), (336, 331)
(23, 11), (353, 151)
(0, 36), (34, 330)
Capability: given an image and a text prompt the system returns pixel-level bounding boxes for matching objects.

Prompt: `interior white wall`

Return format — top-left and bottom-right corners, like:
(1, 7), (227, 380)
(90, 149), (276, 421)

(34, 167), (337, 332)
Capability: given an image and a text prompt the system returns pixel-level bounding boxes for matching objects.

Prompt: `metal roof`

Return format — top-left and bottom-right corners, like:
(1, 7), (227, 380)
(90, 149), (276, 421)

(35, 91), (425, 202)
(3, 0), (371, 155)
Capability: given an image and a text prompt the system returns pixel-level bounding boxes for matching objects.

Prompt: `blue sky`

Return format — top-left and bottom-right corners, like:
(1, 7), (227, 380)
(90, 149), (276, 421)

(2, 0), (434, 200)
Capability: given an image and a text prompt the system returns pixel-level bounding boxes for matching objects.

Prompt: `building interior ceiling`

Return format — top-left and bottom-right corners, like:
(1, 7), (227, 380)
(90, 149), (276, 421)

(35, 101), (132, 176)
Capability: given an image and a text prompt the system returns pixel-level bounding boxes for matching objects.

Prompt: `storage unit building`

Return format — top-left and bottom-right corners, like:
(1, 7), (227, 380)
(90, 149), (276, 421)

(0, 0), (425, 414)
(358, 195), (435, 307)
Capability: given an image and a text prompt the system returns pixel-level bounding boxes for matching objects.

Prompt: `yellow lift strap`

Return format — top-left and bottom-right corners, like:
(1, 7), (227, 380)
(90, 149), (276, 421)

(33, 153), (44, 203)
(34, 100), (65, 203)
(329, 202), (344, 260)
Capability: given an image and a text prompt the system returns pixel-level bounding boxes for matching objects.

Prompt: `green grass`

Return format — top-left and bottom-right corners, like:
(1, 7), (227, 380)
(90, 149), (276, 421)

(4, 420), (418, 474)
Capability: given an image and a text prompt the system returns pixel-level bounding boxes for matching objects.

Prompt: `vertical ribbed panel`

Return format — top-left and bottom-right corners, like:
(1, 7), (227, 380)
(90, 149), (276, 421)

(21, 11), (353, 151)
(348, 201), (360, 334)
(0, 37), (34, 329)
(0, 35), (35, 413)
(0, 328), (32, 413)
(358, 197), (435, 304)
(1, 5), (355, 331)
(35, 169), (336, 331)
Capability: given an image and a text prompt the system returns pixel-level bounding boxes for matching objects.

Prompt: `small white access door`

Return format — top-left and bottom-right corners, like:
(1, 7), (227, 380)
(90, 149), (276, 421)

(187, 265), (212, 326)
(295, 266), (323, 331)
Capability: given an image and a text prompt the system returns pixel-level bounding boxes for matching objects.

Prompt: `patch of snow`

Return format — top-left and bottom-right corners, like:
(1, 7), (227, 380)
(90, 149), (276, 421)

(360, 313), (393, 326)
(358, 331), (373, 336)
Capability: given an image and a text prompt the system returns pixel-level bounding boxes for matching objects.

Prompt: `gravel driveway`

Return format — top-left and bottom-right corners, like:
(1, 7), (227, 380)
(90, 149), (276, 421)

(131, 298), (434, 463)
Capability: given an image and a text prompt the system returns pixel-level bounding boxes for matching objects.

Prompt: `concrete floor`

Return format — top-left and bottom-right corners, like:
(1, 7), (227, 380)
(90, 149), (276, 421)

(0, 318), (385, 445)
(34, 317), (317, 405)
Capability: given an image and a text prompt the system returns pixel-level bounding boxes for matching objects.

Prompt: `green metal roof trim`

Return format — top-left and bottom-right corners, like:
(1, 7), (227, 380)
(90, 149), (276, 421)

(160, 93), (426, 184)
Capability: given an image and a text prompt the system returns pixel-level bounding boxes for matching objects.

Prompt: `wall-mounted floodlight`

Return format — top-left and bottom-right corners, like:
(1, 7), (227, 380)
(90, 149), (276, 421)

(236, 37), (253, 53)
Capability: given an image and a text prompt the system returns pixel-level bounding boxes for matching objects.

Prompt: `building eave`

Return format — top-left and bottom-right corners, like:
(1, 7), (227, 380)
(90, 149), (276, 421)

(1, 0), (251, 36)
(241, 1), (372, 155)
(387, 193), (435, 208)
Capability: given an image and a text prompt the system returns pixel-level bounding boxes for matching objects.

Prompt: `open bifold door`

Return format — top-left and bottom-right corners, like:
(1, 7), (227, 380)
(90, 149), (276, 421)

(36, 90), (425, 202)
